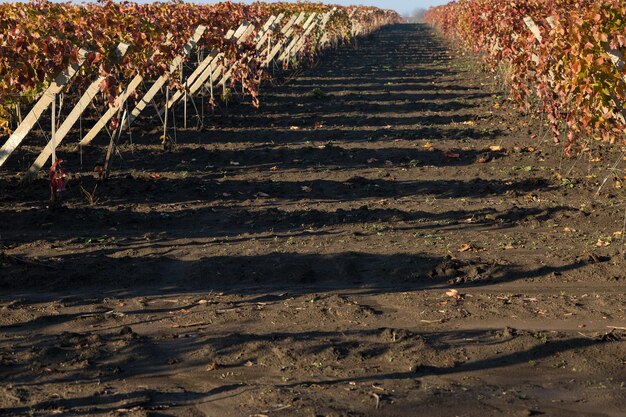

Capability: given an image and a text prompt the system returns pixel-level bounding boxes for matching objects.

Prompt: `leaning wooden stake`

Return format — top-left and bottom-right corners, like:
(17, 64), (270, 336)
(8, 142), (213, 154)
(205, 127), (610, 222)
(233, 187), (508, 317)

(216, 15), (289, 89)
(0, 48), (89, 168)
(210, 23), (258, 88)
(160, 23), (253, 115)
(126, 26), (206, 127)
(23, 43), (131, 181)
(291, 12), (330, 57)
(263, 13), (305, 67)
(257, 13), (286, 53)
(79, 75), (143, 146)
(278, 13), (318, 63)
(216, 17), (283, 88)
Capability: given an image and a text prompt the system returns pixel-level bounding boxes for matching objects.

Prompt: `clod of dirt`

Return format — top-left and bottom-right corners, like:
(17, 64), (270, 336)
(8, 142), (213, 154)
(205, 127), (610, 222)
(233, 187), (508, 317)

(599, 330), (623, 342)
(119, 326), (138, 340)
(429, 256), (493, 284)
(575, 253), (610, 264)
(500, 327), (518, 338)
(380, 327), (416, 342)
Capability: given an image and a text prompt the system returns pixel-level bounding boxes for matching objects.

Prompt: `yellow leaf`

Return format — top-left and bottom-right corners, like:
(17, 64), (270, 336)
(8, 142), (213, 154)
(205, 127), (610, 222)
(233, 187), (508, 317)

(446, 289), (460, 299)
(458, 243), (473, 252)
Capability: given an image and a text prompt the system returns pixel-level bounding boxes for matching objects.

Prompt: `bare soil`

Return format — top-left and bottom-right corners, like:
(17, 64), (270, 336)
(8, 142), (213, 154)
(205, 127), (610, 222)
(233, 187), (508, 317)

(1, 24), (625, 417)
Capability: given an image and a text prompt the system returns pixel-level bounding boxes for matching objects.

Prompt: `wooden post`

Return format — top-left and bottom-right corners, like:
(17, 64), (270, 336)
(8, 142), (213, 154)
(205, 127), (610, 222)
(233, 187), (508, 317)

(51, 93), (56, 165)
(257, 13), (285, 53)
(126, 25), (206, 126)
(23, 43), (131, 181)
(523, 17), (542, 65)
(211, 24), (257, 87)
(0, 48), (89, 168)
(279, 12), (323, 63)
(161, 23), (253, 115)
(278, 13), (318, 63)
(79, 75), (143, 146)
(216, 18), (280, 87)
(523, 17), (542, 42)
(263, 13), (303, 67)
(319, 10), (335, 47)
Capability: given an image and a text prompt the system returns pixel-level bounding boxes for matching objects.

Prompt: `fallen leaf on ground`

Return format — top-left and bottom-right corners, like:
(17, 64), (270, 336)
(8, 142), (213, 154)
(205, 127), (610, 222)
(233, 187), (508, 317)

(458, 243), (474, 252)
(489, 145), (503, 152)
(269, 165), (279, 171)
(476, 153), (492, 163)
(301, 186), (312, 193)
(445, 151), (460, 159)
(149, 173), (161, 179)
(446, 289), (460, 299)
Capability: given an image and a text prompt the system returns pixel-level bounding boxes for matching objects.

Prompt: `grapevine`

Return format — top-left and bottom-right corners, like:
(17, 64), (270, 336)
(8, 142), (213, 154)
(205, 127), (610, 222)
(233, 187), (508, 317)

(425, 0), (626, 153)
(0, 1), (400, 139)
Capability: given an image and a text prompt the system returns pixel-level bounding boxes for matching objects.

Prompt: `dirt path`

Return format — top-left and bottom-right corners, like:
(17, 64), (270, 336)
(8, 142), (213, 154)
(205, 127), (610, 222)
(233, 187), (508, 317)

(1, 24), (625, 417)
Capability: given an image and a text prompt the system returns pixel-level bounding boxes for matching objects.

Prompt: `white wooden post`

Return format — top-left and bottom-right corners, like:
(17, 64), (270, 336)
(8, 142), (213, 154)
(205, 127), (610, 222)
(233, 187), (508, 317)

(280, 12), (324, 63)
(0, 48), (89, 168)
(278, 13), (318, 63)
(51, 93), (56, 164)
(257, 13), (285, 53)
(126, 25), (206, 126)
(24, 43), (131, 180)
(159, 23), (251, 117)
(210, 24), (258, 88)
(263, 13), (304, 66)
(216, 18), (280, 87)
(523, 17), (542, 65)
(79, 75), (143, 146)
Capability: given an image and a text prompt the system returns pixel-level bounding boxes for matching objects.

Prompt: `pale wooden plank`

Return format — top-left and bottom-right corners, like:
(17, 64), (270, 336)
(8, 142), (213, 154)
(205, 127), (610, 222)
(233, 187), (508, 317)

(290, 12), (327, 58)
(161, 23), (252, 115)
(523, 16), (542, 42)
(0, 49), (89, 167)
(203, 23), (257, 89)
(24, 43), (131, 180)
(263, 13), (305, 66)
(278, 13), (318, 62)
(79, 75), (143, 146)
(257, 13), (286, 52)
(127, 25), (206, 126)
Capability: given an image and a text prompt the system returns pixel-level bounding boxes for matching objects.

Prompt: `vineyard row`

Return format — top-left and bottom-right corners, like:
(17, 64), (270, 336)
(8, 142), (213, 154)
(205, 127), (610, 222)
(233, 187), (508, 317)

(0, 1), (400, 180)
(425, 0), (626, 153)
